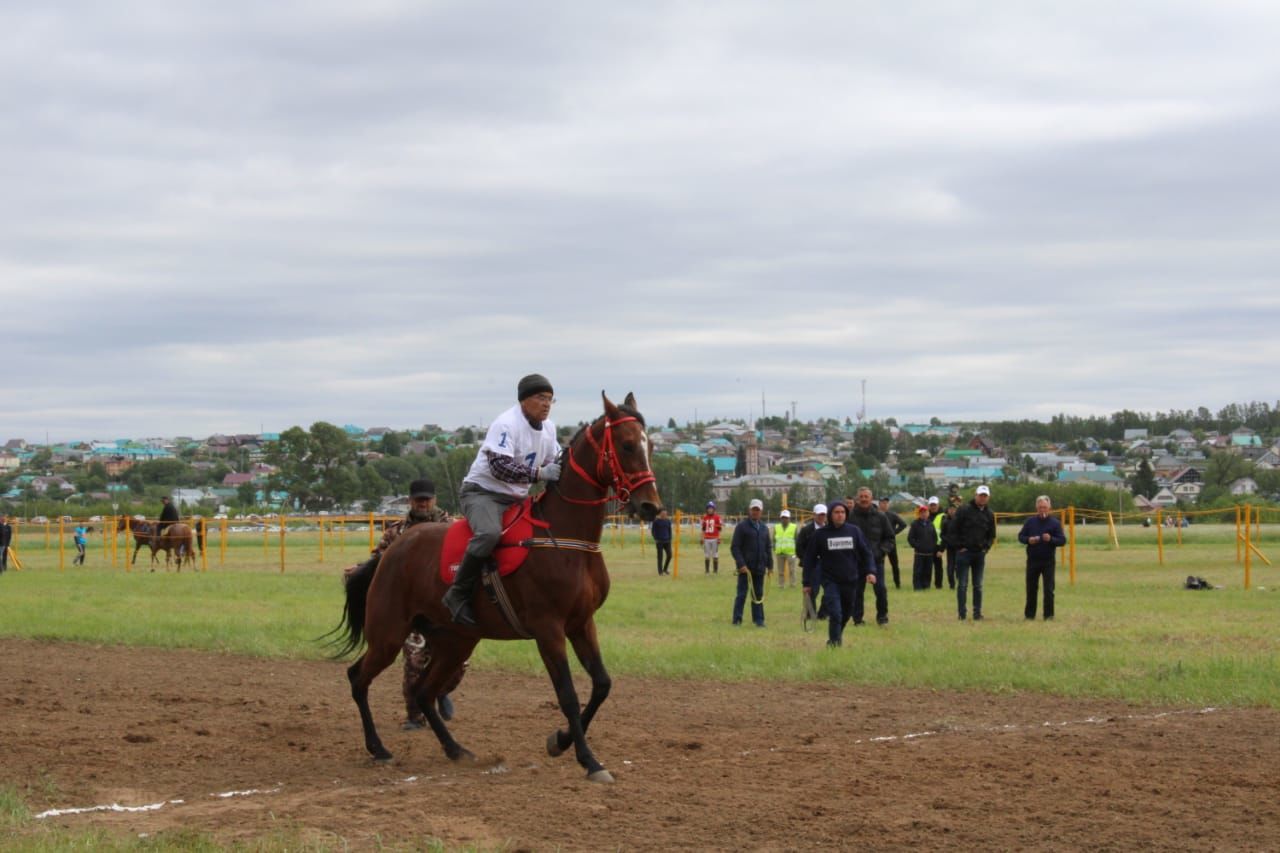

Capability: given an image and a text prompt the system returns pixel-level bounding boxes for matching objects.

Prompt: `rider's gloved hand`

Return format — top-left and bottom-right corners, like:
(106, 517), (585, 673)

(537, 462), (562, 482)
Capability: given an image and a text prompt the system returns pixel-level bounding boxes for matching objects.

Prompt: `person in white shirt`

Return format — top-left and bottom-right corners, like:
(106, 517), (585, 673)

(441, 374), (563, 626)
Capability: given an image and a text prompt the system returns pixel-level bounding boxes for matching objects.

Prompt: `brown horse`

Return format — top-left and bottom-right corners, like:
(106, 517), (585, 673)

(116, 517), (198, 570)
(335, 392), (662, 782)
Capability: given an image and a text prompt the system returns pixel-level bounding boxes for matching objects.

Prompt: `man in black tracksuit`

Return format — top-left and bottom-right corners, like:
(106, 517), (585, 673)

(952, 486), (997, 620)
(802, 500), (875, 647)
(878, 496), (907, 589)
(848, 487), (893, 625)
(906, 503), (940, 591)
(1017, 495), (1067, 620)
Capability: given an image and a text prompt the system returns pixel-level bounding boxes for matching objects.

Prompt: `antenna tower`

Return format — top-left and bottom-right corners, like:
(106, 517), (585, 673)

(856, 379), (867, 425)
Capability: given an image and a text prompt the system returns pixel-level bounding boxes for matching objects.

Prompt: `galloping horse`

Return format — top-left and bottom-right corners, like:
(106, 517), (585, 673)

(336, 392), (662, 782)
(116, 517), (198, 570)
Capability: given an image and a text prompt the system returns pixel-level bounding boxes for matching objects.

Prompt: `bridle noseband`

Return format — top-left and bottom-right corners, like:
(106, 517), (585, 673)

(559, 415), (656, 506)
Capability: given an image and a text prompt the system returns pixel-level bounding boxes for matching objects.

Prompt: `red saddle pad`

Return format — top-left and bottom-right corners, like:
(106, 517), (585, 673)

(439, 498), (545, 584)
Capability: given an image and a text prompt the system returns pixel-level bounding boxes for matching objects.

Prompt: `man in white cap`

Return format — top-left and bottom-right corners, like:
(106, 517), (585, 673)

(795, 504), (827, 618)
(928, 496), (945, 588)
(772, 508), (798, 588)
(730, 498), (772, 626)
(951, 485), (997, 620)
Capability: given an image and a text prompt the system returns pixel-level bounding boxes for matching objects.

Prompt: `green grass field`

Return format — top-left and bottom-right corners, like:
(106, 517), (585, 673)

(2, 521), (1276, 707)
(2, 521), (1277, 851)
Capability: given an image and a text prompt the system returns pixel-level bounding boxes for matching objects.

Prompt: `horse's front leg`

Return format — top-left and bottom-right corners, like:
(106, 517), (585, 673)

(536, 632), (611, 783)
(131, 540), (142, 566)
(548, 619), (611, 760)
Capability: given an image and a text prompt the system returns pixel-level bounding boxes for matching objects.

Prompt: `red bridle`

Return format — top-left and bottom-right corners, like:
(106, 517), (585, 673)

(559, 415), (656, 506)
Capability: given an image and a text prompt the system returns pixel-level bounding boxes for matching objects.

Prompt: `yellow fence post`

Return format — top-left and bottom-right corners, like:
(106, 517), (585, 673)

(340, 515), (346, 553)
(1068, 506), (1077, 585)
(1235, 504), (1242, 563)
(45, 518), (51, 550)
(318, 518), (325, 564)
(1156, 509), (1164, 565)
(673, 510), (681, 578)
(279, 513), (287, 573)
(1243, 504), (1252, 590)
(1106, 511), (1119, 549)
(368, 512), (376, 553)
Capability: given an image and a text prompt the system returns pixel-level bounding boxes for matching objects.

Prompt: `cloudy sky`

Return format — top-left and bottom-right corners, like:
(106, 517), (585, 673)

(4, 1), (1279, 443)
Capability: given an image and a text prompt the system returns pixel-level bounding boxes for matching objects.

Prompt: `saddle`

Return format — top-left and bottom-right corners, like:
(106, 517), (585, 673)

(438, 498), (549, 585)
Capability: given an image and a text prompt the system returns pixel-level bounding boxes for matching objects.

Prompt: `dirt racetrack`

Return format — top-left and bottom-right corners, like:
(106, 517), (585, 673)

(3, 638), (1278, 851)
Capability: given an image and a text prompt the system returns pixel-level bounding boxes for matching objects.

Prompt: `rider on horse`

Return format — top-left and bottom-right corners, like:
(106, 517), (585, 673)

(441, 374), (563, 626)
(157, 495), (180, 544)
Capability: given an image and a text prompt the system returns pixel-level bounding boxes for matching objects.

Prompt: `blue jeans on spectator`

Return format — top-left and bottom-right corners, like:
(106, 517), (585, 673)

(733, 570), (766, 626)
(956, 549), (986, 618)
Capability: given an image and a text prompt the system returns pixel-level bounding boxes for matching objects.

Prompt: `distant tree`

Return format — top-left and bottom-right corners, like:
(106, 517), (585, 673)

(667, 417), (677, 429)
(265, 422), (358, 511)
(650, 454), (714, 513)
(236, 482), (257, 507)
(1127, 459), (1157, 499)
(380, 431), (405, 457)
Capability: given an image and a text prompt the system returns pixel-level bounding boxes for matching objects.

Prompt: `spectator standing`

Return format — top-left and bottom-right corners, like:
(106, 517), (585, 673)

(700, 501), (723, 574)
(651, 509), (673, 575)
(952, 485), (997, 620)
(730, 499), (772, 627)
(927, 496), (944, 588)
(848, 487), (893, 625)
(802, 500), (875, 647)
(772, 509), (798, 588)
(0, 513), (12, 573)
(73, 524), (90, 565)
(941, 504), (960, 589)
(795, 504), (827, 618)
(878, 496), (907, 589)
(1018, 495), (1067, 620)
(907, 503), (940, 590)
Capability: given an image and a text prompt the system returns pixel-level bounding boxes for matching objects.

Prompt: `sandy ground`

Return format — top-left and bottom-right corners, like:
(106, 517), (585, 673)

(2, 638), (1278, 851)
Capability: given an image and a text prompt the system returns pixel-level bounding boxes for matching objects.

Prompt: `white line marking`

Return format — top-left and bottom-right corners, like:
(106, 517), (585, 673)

(34, 785), (284, 820)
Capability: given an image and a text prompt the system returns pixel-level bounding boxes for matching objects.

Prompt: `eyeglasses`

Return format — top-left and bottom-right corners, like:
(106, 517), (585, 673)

(531, 394), (555, 404)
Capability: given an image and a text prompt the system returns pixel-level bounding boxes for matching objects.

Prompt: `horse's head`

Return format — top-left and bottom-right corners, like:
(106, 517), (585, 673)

(562, 392), (663, 521)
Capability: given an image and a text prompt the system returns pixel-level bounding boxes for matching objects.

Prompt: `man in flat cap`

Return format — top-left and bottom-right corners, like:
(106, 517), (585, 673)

(442, 374), (562, 626)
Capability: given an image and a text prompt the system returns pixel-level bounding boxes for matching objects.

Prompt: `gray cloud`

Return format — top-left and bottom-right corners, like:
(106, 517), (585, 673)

(3, 2), (1279, 442)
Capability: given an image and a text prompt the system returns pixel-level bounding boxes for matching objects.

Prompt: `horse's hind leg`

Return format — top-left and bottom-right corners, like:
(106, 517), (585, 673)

(410, 635), (479, 763)
(348, 638), (402, 762)
(548, 619), (611, 761)
(536, 631), (611, 782)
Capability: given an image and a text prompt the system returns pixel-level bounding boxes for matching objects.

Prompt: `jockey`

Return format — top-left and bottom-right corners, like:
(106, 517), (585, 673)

(157, 495), (180, 542)
(441, 374), (563, 626)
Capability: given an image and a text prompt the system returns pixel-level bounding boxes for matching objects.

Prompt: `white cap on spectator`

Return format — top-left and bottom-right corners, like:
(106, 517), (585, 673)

(780, 509), (791, 517)
(928, 496), (940, 505)
(813, 503), (827, 515)
(976, 485), (991, 496)
(749, 498), (764, 510)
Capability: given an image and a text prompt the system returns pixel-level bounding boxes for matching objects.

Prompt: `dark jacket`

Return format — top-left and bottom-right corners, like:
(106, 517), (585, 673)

(906, 517), (939, 555)
(0, 521), (12, 548)
(803, 520), (874, 586)
(1017, 514), (1066, 565)
(849, 504), (894, 557)
(159, 501), (180, 524)
(730, 518), (772, 572)
(795, 520), (818, 566)
(650, 517), (672, 543)
(952, 499), (996, 552)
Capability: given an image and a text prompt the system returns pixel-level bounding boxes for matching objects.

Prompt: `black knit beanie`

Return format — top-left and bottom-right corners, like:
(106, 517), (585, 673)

(517, 374), (554, 401)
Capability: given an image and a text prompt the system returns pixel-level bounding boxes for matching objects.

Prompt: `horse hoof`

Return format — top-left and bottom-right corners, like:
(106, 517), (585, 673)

(587, 769), (615, 784)
(546, 733), (565, 758)
(448, 746), (476, 763)
(372, 750), (393, 764)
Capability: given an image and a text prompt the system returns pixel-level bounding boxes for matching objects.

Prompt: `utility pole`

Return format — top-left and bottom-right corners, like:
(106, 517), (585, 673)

(790, 401), (797, 423)
(856, 379), (867, 426)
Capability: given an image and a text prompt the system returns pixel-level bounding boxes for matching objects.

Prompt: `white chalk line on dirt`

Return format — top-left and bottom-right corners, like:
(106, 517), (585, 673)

(34, 786), (283, 820)
(746, 706), (1221, 755)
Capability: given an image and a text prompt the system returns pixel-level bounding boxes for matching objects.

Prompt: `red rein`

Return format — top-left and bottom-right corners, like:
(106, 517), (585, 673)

(559, 416), (656, 506)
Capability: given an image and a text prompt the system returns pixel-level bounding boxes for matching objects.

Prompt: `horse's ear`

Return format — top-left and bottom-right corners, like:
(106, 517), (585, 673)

(623, 392), (637, 409)
(601, 390), (620, 418)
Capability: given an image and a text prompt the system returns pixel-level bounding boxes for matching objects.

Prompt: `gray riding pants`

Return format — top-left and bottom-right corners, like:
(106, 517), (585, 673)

(459, 482), (522, 560)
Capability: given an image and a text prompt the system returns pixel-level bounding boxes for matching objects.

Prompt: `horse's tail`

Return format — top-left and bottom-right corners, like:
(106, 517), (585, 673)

(321, 556), (376, 659)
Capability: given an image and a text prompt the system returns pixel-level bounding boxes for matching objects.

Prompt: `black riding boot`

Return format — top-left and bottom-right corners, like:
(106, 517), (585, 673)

(442, 553), (484, 626)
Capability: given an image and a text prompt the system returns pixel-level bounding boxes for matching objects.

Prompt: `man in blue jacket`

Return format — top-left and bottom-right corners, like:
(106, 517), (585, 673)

(802, 500), (875, 647)
(1017, 495), (1067, 620)
(730, 499), (772, 627)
